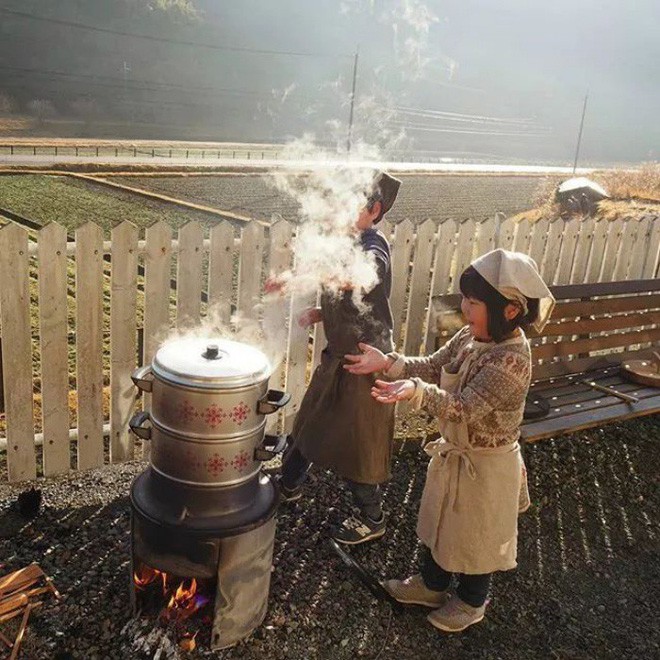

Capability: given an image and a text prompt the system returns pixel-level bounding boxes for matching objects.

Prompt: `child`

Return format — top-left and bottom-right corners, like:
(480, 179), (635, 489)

(275, 171), (402, 545)
(344, 248), (555, 631)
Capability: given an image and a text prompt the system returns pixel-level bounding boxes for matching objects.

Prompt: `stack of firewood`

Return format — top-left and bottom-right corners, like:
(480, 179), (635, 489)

(0, 563), (60, 659)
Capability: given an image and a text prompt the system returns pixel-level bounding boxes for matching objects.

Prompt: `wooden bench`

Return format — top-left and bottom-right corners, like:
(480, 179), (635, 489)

(431, 279), (660, 442)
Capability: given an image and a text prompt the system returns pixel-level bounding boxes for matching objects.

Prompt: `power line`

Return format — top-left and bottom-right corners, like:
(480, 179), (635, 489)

(0, 63), (284, 100)
(396, 105), (540, 126)
(0, 7), (350, 59)
(385, 121), (549, 138)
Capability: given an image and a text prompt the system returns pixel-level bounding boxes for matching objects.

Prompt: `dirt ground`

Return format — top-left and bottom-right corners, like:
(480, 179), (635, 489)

(0, 414), (658, 659)
(115, 173), (548, 223)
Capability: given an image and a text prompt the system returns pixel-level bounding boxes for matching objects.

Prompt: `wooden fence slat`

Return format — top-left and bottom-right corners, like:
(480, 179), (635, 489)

(452, 218), (477, 292)
(570, 216), (594, 283)
(613, 217), (638, 281)
(142, 222), (172, 458)
(554, 217), (580, 285)
(496, 213), (515, 250)
(37, 223), (69, 476)
(424, 219), (457, 353)
(389, 219), (414, 348)
(528, 218), (550, 271)
(237, 222), (265, 316)
(208, 222), (235, 326)
(627, 216), (652, 281)
(541, 218), (564, 284)
(312, 305), (326, 371)
(283, 291), (316, 433)
(641, 215), (660, 279)
(176, 222), (204, 328)
(143, 222), (172, 364)
(75, 222), (105, 470)
(263, 220), (293, 433)
(475, 215), (497, 259)
(403, 219), (437, 355)
(599, 218), (624, 282)
(585, 218), (610, 283)
(513, 218), (532, 254)
(0, 224), (36, 482)
(110, 222), (138, 463)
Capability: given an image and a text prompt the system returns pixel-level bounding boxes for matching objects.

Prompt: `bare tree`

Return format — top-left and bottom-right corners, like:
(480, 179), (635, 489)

(0, 93), (16, 115)
(27, 99), (57, 123)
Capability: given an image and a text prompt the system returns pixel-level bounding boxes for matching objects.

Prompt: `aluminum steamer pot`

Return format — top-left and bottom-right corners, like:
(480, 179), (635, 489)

(130, 337), (289, 487)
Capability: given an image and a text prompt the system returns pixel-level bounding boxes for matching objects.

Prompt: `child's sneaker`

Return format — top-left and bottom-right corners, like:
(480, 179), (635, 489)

(274, 475), (303, 503)
(427, 594), (486, 632)
(382, 574), (451, 608)
(332, 513), (386, 545)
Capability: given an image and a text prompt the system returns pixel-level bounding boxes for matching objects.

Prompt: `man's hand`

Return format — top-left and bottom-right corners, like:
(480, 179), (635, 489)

(370, 379), (416, 404)
(298, 307), (323, 328)
(343, 343), (391, 375)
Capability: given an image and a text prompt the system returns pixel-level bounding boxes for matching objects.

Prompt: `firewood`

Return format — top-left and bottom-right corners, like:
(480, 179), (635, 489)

(0, 629), (13, 648)
(0, 592), (28, 617)
(9, 602), (32, 660)
(0, 600), (42, 624)
(0, 565), (44, 596)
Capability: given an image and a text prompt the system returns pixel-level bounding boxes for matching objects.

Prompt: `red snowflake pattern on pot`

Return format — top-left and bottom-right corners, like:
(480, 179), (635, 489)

(177, 400), (199, 423)
(203, 404), (227, 428)
(207, 454), (228, 475)
(229, 402), (250, 425)
(231, 450), (250, 472)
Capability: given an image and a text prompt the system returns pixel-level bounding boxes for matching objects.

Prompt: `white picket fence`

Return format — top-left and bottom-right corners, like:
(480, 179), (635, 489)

(0, 213), (659, 483)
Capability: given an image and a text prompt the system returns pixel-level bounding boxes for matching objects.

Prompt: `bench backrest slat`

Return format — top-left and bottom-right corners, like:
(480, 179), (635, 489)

(431, 278), (660, 381)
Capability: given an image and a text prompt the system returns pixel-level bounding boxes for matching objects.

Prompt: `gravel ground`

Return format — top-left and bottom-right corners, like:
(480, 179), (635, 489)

(116, 174), (550, 223)
(1, 415), (659, 660)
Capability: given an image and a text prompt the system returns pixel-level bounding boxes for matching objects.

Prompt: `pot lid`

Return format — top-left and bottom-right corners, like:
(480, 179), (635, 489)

(152, 337), (272, 389)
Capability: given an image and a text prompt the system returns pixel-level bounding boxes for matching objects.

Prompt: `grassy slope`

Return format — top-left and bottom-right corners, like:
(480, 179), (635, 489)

(0, 174), (217, 233)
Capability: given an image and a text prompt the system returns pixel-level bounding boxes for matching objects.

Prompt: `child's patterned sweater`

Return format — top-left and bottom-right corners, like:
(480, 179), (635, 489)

(388, 326), (531, 448)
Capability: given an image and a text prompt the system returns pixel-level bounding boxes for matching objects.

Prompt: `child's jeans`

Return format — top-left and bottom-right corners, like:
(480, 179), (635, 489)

(280, 445), (383, 521)
(420, 545), (491, 608)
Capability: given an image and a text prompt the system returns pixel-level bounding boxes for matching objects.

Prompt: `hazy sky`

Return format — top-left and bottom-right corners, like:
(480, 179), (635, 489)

(200, 0), (659, 164)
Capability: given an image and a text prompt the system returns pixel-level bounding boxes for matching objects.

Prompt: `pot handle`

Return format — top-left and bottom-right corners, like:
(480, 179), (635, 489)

(257, 390), (291, 415)
(131, 366), (154, 393)
(129, 411), (152, 440)
(254, 434), (288, 461)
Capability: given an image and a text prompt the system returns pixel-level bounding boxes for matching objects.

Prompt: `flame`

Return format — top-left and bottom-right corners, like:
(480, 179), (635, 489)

(179, 631), (198, 652)
(165, 578), (209, 620)
(135, 564), (211, 632)
(133, 565), (163, 589)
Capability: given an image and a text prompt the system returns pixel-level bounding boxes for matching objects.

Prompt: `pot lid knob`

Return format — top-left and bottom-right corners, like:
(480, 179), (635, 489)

(202, 344), (221, 360)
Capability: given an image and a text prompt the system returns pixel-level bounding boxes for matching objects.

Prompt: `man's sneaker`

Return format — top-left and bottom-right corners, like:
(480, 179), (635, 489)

(332, 514), (386, 545)
(427, 594), (486, 632)
(382, 574), (451, 608)
(274, 476), (303, 503)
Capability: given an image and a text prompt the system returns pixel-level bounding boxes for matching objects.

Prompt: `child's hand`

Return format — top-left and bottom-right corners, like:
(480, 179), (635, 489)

(298, 307), (323, 328)
(264, 275), (286, 295)
(371, 379), (416, 403)
(343, 343), (390, 374)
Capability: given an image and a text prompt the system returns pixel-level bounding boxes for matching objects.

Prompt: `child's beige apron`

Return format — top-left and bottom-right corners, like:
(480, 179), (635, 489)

(416, 350), (530, 575)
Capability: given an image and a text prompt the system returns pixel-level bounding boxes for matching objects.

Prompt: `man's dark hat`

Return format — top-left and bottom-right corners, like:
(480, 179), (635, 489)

(371, 171), (401, 222)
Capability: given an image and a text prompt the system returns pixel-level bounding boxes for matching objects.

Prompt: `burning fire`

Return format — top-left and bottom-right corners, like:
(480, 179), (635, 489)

(133, 564), (211, 622)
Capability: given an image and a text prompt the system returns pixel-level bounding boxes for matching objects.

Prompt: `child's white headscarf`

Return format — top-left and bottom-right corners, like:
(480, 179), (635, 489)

(471, 248), (555, 333)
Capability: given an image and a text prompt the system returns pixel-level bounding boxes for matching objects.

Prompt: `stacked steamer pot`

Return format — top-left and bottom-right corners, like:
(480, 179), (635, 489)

(128, 336), (289, 650)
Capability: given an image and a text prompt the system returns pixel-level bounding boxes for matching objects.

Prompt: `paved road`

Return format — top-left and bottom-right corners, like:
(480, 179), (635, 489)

(0, 153), (593, 174)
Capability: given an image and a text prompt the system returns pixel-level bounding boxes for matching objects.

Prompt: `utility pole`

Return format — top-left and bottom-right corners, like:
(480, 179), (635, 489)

(572, 92), (589, 174)
(346, 47), (359, 155)
(123, 61), (133, 122)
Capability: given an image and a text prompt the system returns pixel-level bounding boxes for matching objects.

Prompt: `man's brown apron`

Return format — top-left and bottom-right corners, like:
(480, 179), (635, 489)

(416, 343), (530, 574)
(292, 289), (395, 485)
